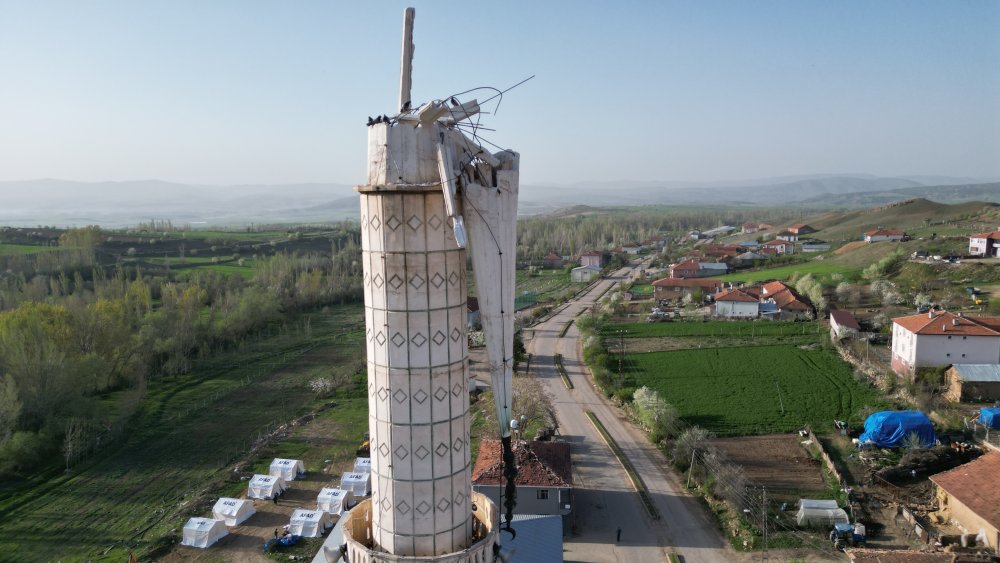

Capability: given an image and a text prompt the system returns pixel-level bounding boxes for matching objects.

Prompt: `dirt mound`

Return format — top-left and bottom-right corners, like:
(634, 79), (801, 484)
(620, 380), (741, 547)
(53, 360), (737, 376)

(834, 241), (867, 255)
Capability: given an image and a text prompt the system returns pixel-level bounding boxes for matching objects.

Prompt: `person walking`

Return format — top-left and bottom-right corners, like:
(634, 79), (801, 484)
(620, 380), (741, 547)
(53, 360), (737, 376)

(273, 493), (279, 505)
(616, 527), (622, 542)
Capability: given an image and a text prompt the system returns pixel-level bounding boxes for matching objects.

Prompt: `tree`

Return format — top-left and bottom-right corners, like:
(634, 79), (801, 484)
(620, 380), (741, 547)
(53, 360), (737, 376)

(633, 386), (678, 441)
(0, 375), (21, 444)
(672, 426), (714, 468)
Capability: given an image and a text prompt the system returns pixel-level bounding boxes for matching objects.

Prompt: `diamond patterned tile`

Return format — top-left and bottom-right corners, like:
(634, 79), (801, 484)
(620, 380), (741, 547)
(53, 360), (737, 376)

(452, 437), (464, 452)
(414, 445), (429, 460)
(415, 500), (431, 515)
(370, 215), (381, 230)
(375, 331), (386, 346)
(397, 500), (411, 515)
(436, 497), (451, 512)
(407, 215), (422, 231)
(448, 271), (459, 286)
(435, 442), (449, 457)
(451, 382), (463, 396)
(451, 328), (462, 342)
(385, 215), (401, 231)
(377, 387), (389, 401)
(433, 331), (447, 346)
(454, 491), (466, 506)
(388, 274), (404, 290)
(378, 442), (390, 457)
(394, 444), (408, 460)
(372, 273), (384, 289)
(411, 332), (426, 347)
(413, 389), (428, 404)
(409, 274), (425, 290)
(430, 272), (445, 289)
(427, 215), (442, 230)
(392, 389), (407, 404)
(380, 497), (391, 511)
(433, 387), (448, 402)
(391, 332), (406, 347)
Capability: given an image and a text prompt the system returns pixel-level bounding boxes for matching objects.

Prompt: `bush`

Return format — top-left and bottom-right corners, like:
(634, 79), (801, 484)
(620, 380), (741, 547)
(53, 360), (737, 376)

(0, 430), (56, 477)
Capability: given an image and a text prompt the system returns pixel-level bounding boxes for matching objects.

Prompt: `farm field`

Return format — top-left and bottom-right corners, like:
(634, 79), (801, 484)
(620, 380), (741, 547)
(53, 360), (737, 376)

(0, 306), (367, 562)
(604, 320), (818, 339)
(626, 345), (881, 436)
(470, 268), (584, 309)
(0, 243), (60, 256)
(711, 434), (829, 502)
(717, 260), (862, 284)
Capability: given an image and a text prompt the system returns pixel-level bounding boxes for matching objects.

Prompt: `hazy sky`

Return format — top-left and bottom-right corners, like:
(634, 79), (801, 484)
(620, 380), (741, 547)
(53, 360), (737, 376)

(1, 1), (998, 186)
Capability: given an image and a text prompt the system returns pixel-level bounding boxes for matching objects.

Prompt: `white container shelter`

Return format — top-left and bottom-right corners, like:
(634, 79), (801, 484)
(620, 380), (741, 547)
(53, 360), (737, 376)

(269, 458), (306, 481)
(796, 499), (849, 527)
(180, 517), (229, 548)
(316, 487), (355, 519)
(353, 456), (371, 474)
(212, 497), (256, 526)
(288, 508), (333, 538)
(248, 474), (286, 500)
(340, 471), (371, 497)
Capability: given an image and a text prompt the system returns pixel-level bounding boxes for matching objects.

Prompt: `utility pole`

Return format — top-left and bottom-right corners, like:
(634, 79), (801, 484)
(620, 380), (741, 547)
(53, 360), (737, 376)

(687, 450), (696, 488)
(761, 486), (767, 562)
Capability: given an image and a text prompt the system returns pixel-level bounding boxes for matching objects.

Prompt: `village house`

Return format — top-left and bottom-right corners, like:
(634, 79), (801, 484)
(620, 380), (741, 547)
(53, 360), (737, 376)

(619, 242), (642, 255)
(864, 229), (906, 243)
(472, 440), (573, 526)
(830, 309), (862, 340)
(713, 288), (760, 318)
(968, 230), (1000, 257)
(742, 222), (760, 234)
(761, 240), (795, 255)
(775, 230), (799, 242)
(579, 251), (603, 268)
(669, 259), (729, 278)
(701, 225), (737, 238)
(929, 450), (1000, 550)
(801, 243), (831, 253)
(788, 223), (816, 235)
(756, 280), (812, 319)
(944, 364), (1000, 403)
(711, 281), (812, 319)
(890, 311), (1000, 377)
(571, 265), (601, 283)
(652, 277), (723, 302)
(541, 253), (564, 269)
(736, 251), (763, 266)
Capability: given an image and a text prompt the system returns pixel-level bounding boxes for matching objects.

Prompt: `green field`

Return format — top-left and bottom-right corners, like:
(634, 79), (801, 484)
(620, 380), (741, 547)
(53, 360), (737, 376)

(717, 260), (862, 284)
(604, 320), (817, 339)
(0, 306), (367, 561)
(626, 346), (880, 436)
(0, 243), (61, 256)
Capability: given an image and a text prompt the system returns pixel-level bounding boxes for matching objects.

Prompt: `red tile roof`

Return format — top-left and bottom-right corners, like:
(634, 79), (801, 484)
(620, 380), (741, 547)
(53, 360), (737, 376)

(715, 288), (759, 303)
(543, 253), (562, 261)
(789, 223), (811, 230)
(581, 251), (602, 256)
(970, 230), (1000, 239)
(893, 311), (1000, 337)
(762, 240), (791, 247)
(759, 281), (811, 310)
(830, 310), (861, 330)
(651, 278), (723, 290)
(929, 450), (1000, 533)
(472, 440), (572, 487)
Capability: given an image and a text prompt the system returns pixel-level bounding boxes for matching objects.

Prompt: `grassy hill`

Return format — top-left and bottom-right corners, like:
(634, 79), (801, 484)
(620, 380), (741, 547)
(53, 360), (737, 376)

(797, 182), (1000, 208)
(799, 198), (999, 243)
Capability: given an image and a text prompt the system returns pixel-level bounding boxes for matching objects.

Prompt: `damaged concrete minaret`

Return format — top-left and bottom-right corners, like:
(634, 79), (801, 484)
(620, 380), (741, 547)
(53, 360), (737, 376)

(341, 7), (519, 562)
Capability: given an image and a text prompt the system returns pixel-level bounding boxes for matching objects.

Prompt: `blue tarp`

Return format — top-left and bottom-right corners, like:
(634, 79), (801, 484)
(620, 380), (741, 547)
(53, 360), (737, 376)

(858, 410), (936, 448)
(981, 407), (1000, 429)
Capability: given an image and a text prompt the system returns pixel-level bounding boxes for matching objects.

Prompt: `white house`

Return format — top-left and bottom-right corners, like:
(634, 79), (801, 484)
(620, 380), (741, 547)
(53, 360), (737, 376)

(864, 229), (905, 243)
(891, 311), (1000, 377)
(829, 310), (861, 340)
(761, 240), (794, 255)
(571, 265), (602, 283)
(969, 230), (1000, 257)
(714, 288), (760, 318)
(775, 230), (799, 242)
(580, 251), (603, 268)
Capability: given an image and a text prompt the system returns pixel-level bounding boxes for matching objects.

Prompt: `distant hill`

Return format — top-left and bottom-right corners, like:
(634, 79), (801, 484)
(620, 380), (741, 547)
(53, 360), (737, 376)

(517, 175), (999, 214)
(797, 198), (1000, 243)
(796, 182), (1000, 208)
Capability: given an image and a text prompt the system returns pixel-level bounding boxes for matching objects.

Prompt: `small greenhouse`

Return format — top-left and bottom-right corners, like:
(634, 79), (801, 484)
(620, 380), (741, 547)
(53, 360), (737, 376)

(796, 499), (849, 528)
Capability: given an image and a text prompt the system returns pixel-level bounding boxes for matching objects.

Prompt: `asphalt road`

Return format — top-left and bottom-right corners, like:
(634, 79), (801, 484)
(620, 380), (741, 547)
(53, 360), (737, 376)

(526, 263), (734, 563)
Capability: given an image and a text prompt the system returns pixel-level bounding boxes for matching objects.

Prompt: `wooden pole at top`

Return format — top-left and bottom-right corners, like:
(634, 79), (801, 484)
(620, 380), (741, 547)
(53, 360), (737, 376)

(399, 7), (415, 112)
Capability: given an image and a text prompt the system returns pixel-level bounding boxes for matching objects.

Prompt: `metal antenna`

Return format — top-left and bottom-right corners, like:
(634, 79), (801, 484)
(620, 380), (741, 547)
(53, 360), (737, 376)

(399, 7), (415, 112)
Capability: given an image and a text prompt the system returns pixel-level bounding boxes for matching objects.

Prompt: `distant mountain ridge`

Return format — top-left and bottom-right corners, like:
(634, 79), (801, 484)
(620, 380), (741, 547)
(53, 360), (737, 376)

(0, 174), (997, 226)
